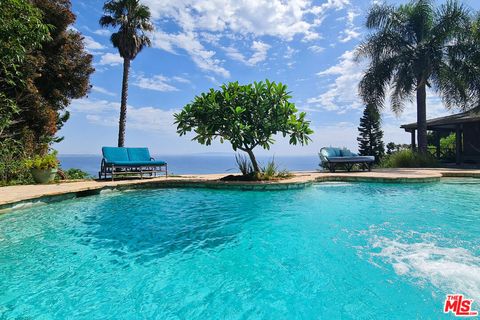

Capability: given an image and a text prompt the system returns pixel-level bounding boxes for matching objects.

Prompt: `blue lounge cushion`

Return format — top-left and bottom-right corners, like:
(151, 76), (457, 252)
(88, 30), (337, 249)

(340, 148), (353, 157)
(102, 147), (167, 167)
(321, 147), (341, 158)
(322, 147), (353, 158)
(320, 148), (331, 158)
(332, 148), (342, 157)
(127, 147), (151, 162)
(102, 147), (129, 163)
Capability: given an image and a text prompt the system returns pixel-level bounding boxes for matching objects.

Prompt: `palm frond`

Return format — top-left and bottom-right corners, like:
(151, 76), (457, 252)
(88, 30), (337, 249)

(99, 0), (153, 60)
(431, 0), (470, 46)
(366, 3), (396, 30)
(390, 63), (416, 114)
(359, 56), (398, 109)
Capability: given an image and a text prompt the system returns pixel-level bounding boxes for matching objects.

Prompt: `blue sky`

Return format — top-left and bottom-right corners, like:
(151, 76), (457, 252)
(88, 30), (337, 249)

(59, 0), (480, 155)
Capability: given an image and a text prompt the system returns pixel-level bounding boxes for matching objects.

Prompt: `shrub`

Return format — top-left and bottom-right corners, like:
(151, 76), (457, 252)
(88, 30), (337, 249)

(235, 153), (254, 175)
(380, 149), (438, 168)
(233, 154), (292, 180)
(261, 158), (292, 180)
(64, 168), (91, 180)
(25, 151), (58, 170)
(0, 138), (32, 185)
(440, 133), (456, 150)
(262, 159), (279, 179)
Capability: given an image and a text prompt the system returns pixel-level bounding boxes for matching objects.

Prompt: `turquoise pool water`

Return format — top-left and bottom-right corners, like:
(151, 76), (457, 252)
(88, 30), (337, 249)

(1, 180), (479, 319)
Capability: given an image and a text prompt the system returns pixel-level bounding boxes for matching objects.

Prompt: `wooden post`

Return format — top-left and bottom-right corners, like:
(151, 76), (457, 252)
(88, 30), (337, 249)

(411, 130), (416, 151)
(456, 125), (463, 165)
(435, 132), (441, 159)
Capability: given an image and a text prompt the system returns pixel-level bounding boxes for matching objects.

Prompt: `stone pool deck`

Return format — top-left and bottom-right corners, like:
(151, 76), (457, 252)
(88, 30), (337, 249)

(1, 168), (479, 213)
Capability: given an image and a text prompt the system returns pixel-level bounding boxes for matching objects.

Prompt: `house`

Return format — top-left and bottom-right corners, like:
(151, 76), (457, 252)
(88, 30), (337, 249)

(401, 107), (480, 164)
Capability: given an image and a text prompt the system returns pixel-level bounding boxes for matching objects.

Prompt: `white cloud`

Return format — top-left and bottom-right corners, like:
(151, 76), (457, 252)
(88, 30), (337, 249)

(133, 74), (179, 92)
(172, 76), (191, 83)
(308, 45), (325, 53)
(83, 35), (106, 51)
(152, 31), (230, 77)
(249, 41), (271, 65)
(92, 86), (116, 96)
(70, 99), (118, 113)
(93, 29), (111, 37)
(339, 28), (361, 43)
(98, 52), (123, 66)
(338, 9), (361, 43)
(284, 46), (298, 59)
(143, 0), (348, 41)
(224, 41), (271, 66)
(308, 49), (364, 112)
(205, 75), (220, 85)
(145, 0), (353, 77)
(70, 99), (179, 135)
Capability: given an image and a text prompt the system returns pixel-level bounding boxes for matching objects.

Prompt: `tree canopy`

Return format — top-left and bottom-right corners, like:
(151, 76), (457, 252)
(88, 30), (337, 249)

(1, 0), (94, 154)
(357, 0), (475, 153)
(100, 0), (154, 61)
(0, 0), (50, 138)
(174, 80), (313, 173)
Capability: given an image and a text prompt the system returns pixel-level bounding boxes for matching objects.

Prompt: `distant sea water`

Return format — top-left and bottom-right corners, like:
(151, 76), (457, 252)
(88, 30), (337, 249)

(58, 154), (321, 177)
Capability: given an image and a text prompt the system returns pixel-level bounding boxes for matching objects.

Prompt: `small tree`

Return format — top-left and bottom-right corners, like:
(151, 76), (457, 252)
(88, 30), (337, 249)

(174, 80), (313, 174)
(357, 104), (384, 163)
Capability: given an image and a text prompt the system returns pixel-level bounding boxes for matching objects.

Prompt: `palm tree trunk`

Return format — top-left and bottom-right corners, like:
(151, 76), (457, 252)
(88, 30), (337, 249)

(246, 149), (261, 173)
(416, 82), (427, 154)
(118, 58), (130, 147)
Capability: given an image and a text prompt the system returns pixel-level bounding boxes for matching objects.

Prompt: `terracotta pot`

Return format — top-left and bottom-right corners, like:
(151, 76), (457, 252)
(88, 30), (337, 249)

(31, 168), (58, 184)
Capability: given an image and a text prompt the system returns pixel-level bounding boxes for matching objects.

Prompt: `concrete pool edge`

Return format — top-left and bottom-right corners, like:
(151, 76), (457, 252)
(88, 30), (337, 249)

(1, 168), (479, 213)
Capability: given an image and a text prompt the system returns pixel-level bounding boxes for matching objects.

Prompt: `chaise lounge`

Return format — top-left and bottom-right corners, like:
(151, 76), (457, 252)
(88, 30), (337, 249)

(319, 147), (375, 172)
(99, 147), (167, 181)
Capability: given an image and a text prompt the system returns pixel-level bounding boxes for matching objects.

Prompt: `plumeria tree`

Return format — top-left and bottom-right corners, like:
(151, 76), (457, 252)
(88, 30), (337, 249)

(174, 80), (313, 174)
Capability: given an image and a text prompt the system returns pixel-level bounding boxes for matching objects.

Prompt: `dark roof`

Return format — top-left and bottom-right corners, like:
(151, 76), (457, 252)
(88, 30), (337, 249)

(401, 106), (480, 131)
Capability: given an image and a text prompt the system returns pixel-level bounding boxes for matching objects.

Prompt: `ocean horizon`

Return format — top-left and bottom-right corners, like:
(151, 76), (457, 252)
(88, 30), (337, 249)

(58, 154), (321, 177)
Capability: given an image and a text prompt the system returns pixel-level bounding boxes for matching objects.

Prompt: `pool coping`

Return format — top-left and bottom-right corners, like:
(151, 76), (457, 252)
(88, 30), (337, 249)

(1, 168), (479, 213)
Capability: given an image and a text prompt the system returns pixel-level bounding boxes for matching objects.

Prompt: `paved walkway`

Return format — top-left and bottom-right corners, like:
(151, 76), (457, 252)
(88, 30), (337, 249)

(1, 168), (479, 209)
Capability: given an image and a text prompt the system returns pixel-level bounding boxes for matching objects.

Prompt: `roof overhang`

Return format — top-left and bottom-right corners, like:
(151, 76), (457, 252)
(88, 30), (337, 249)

(400, 106), (480, 132)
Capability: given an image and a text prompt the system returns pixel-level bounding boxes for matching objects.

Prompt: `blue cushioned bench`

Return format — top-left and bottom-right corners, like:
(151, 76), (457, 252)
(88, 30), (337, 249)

(99, 147), (167, 180)
(319, 147), (374, 172)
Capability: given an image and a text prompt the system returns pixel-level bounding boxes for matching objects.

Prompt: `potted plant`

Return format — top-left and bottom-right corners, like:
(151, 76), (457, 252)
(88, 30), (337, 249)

(25, 151), (59, 184)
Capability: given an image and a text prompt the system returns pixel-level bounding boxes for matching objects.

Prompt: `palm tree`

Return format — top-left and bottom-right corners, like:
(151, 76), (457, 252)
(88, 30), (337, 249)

(440, 14), (480, 110)
(100, 0), (153, 147)
(357, 0), (471, 154)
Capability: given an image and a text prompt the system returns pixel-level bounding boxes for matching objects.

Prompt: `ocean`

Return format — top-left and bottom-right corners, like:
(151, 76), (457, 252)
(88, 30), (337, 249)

(58, 154), (321, 177)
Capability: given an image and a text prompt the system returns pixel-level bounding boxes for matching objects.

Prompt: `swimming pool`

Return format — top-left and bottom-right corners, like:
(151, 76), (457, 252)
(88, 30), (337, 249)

(1, 180), (479, 318)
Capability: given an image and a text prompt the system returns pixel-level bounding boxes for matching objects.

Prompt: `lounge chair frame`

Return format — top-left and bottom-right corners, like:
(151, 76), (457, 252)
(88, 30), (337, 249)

(99, 158), (168, 181)
(321, 159), (372, 173)
(320, 147), (374, 173)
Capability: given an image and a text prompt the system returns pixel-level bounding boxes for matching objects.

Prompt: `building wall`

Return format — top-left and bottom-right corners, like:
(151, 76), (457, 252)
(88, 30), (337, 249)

(463, 123), (480, 162)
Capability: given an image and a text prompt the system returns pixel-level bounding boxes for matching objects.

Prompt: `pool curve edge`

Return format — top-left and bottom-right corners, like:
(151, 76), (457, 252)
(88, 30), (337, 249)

(0, 173), (456, 214)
